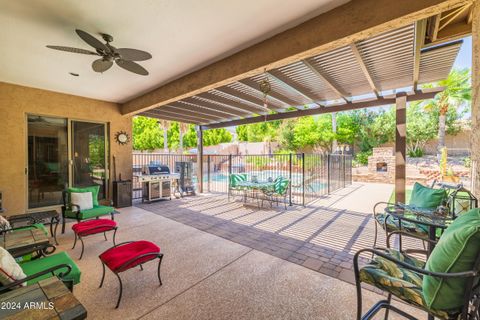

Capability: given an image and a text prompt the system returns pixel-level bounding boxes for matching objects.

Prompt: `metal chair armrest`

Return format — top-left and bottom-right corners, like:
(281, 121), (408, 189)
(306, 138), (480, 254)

(373, 201), (396, 217)
(0, 264), (72, 293)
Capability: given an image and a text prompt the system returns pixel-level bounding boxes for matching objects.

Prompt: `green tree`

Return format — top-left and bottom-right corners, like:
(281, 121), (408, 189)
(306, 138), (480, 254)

(203, 128), (232, 146)
(406, 102), (437, 157)
(424, 69), (471, 159)
(132, 116), (163, 150)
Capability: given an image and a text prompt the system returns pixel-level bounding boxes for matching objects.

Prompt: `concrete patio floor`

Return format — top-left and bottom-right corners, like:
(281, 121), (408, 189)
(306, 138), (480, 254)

(136, 182), (423, 285)
(54, 199), (424, 319)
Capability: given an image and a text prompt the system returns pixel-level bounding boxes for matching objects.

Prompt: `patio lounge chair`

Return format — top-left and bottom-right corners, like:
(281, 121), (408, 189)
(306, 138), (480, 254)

(354, 208), (480, 320)
(0, 248), (80, 293)
(372, 182), (448, 250)
(61, 185), (115, 234)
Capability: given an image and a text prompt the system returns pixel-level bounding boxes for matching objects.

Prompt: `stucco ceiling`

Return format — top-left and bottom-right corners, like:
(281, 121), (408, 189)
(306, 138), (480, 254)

(0, 0), (349, 103)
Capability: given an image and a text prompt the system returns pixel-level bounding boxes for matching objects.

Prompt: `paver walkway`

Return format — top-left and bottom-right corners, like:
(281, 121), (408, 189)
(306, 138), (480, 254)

(137, 182), (424, 284)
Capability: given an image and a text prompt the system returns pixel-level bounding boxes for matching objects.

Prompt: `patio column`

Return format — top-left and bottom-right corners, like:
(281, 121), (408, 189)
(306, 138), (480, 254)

(196, 126), (204, 193)
(395, 94), (407, 203)
(471, 0), (480, 198)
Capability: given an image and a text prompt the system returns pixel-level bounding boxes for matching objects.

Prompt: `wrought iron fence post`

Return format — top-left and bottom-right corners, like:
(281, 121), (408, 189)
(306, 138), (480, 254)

(327, 154), (331, 194)
(342, 155), (346, 188)
(289, 153), (293, 206)
(207, 155), (211, 193)
(302, 153), (305, 206)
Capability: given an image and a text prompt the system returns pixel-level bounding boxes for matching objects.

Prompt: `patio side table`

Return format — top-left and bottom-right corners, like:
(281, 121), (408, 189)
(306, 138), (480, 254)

(7, 210), (60, 245)
(0, 228), (55, 258)
(0, 277), (87, 320)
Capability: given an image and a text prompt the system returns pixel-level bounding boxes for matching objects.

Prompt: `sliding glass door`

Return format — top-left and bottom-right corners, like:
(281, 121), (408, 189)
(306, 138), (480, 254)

(27, 116), (108, 209)
(71, 121), (108, 200)
(27, 115), (68, 208)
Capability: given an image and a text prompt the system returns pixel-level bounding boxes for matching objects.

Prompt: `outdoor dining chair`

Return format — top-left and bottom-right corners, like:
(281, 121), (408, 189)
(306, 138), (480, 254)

(354, 208), (480, 320)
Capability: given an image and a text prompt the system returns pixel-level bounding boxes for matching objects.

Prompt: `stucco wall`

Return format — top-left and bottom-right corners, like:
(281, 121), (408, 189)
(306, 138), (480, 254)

(0, 82), (132, 215)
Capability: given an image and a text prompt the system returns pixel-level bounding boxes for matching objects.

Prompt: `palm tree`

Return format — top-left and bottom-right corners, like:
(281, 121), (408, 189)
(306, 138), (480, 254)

(159, 120), (170, 153)
(424, 69), (471, 160)
(179, 122), (189, 153)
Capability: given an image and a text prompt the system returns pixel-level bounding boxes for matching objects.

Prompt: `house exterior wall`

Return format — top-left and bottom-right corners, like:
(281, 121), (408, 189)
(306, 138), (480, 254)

(0, 82), (132, 216)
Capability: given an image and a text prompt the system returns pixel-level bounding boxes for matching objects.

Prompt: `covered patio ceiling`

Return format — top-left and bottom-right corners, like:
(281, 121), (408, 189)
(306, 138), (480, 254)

(138, 20), (463, 128)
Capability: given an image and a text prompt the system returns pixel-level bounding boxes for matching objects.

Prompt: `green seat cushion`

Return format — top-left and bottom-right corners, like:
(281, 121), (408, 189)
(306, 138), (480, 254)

(20, 252), (81, 285)
(360, 249), (457, 319)
(68, 185), (100, 207)
(229, 173), (247, 188)
(16, 223), (48, 236)
(65, 205), (114, 220)
(374, 213), (428, 237)
(409, 183), (446, 209)
(423, 208), (480, 310)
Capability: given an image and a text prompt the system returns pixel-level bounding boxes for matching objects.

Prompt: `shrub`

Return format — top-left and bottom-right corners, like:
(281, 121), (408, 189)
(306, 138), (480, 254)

(407, 148), (424, 157)
(463, 157), (471, 168)
(355, 150), (372, 165)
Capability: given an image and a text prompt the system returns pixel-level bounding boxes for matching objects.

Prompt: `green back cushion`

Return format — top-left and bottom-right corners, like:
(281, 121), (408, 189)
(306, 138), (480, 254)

(68, 185), (100, 207)
(409, 183), (446, 209)
(423, 208), (480, 310)
(229, 174), (247, 188)
(274, 178), (289, 195)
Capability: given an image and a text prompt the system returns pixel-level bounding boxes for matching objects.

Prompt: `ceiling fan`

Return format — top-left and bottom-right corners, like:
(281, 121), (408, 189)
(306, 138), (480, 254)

(46, 29), (152, 76)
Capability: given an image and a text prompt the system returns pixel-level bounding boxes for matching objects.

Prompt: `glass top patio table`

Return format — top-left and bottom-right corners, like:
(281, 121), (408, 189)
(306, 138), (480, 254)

(384, 203), (452, 255)
(236, 181), (275, 192)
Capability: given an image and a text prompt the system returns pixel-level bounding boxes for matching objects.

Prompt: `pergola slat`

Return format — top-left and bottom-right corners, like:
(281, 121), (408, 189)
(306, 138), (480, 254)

(302, 59), (349, 103)
(266, 70), (322, 106)
(215, 87), (279, 112)
(198, 91), (267, 114)
(143, 108), (214, 122)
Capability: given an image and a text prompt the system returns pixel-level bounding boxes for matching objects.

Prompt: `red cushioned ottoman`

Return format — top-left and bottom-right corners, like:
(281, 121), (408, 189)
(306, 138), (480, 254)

(72, 219), (118, 260)
(98, 240), (163, 308)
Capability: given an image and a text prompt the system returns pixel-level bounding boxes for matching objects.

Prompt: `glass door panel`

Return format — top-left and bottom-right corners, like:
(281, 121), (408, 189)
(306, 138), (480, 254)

(27, 115), (68, 208)
(71, 121), (107, 200)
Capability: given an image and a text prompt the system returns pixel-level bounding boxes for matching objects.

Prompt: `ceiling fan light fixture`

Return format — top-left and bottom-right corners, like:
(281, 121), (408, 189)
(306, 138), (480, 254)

(47, 29), (152, 76)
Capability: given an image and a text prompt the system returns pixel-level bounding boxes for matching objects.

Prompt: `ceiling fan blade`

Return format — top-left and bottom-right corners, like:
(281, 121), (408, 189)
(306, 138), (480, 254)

(92, 59), (113, 73)
(116, 59), (149, 76)
(115, 48), (152, 61)
(75, 29), (108, 52)
(46, 45), (99, 55)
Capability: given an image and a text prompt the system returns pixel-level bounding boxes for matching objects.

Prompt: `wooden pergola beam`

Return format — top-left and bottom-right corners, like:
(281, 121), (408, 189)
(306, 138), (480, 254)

(214, 87), (277, 112)
(413, 19), (427, 90)
(198, 91), (267, 114)
(140, 111), (199, 124)
(179, 98), (247, 117)
(238, 78), (300, 107)
(201, 88), (444, 129)
(395, 95), (407, 203)
(350, 43), (380, 97)
(302, 59), (350, 103)
(266, 71), (322, 106)
(144, 107), (216, 122)
(163, 103), (228, 120)
(121, 0), (469, 116)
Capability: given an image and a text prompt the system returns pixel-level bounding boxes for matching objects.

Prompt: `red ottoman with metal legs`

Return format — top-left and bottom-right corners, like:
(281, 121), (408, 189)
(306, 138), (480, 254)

(98, 240), (163, 308)
(72, 219), (118, 260)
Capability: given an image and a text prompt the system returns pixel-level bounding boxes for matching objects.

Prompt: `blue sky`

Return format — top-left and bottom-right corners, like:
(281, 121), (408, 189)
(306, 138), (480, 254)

(453, 36), (471, 69)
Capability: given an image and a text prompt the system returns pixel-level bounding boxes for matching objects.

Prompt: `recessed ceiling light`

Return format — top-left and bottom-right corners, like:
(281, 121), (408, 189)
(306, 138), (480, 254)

(69, 72), (79, 77)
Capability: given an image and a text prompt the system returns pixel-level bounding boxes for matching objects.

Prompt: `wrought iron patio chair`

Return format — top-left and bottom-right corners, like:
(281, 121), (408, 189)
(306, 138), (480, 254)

(261, 177), (290, 210)
(355, 208), (480, 320)
(371, 182), (468, 250)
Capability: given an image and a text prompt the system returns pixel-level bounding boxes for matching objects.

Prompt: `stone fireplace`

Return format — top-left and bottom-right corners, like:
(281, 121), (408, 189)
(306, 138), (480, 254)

(367, 147), (395, 183)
